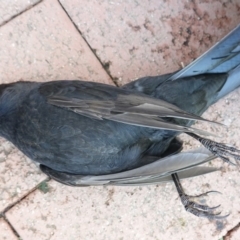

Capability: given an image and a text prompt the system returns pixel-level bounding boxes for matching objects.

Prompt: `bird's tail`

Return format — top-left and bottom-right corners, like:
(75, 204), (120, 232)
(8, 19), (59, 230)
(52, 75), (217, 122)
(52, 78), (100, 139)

(168, 24), (240, 102)
(168, 24), (240, 80)
(124, 24), (240, 103)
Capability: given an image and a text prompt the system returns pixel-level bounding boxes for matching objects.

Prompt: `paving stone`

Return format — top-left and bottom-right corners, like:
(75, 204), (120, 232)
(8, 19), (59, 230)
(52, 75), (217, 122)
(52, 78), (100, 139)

(0, 0), (112, 84)
(225, 225), (240, 240)
(0, 0), (41, 26)
(0, 218), (18, 240)
(60, 0), (240, 85)
(0, 139), (46, 212)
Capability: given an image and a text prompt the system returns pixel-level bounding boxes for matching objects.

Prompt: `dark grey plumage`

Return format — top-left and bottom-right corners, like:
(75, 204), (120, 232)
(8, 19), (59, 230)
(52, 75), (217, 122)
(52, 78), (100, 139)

(1, 25), (240, 219)
(0, 72), (238, 178)
(0, 79), (221, 175)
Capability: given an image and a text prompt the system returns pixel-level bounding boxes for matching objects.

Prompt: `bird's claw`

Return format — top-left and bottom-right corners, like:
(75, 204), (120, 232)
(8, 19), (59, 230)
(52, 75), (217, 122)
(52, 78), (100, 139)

(209, 141), (240, 165)
(191, 190), (222, 198)
(172, 173), (228, 219)
(188, 133), (240, 166)
(180, 193), (229, 219)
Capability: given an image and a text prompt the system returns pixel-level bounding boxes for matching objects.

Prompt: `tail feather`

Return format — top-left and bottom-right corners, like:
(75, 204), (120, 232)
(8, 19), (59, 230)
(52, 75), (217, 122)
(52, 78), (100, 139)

(168, 24), (240, 80)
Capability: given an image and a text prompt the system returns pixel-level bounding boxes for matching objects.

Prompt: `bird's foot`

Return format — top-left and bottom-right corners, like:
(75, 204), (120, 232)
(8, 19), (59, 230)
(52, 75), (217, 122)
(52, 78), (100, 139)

(172, 173), (229, 219)
(188, 133), (240, 166)
(180, 191), (228, 219)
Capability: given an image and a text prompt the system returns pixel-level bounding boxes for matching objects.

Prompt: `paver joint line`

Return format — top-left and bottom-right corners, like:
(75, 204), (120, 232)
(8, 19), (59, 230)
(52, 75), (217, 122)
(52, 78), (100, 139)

(57, 0), (118, 87)
(0, 0), (43, 28)
(223, 222), (240, 239)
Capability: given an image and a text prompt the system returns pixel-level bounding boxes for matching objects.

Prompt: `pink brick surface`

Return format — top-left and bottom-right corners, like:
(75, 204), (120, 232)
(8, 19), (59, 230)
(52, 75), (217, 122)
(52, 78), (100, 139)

(60, 0), (240, 85)
(0, 0), (112, 84)
(0, 140), (45, 212)
(0, 218), (18, 240)
(0, 0), (40, 26)
(226, 225), (240, 240)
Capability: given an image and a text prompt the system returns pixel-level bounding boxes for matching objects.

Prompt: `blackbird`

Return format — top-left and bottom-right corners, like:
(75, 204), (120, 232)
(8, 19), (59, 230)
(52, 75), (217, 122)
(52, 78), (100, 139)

(1, 27), (240, 219)
(0, 67), (239, 219)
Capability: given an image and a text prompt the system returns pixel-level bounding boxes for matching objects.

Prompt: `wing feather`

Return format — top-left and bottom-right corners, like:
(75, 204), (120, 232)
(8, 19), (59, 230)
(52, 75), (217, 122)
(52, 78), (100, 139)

(40, 148), (218, 186)
(43, 81), (220, 135)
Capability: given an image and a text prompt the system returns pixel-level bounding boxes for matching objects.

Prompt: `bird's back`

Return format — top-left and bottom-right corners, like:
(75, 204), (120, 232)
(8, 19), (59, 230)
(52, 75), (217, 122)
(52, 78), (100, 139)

(2, 84), (157, 175)
(0, 75), (228, 175)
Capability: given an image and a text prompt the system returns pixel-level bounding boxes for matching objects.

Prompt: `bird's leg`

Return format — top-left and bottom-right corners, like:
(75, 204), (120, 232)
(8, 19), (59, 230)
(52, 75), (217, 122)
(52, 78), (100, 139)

(171, 173), (228, 219)
(187, 132), (240, 166)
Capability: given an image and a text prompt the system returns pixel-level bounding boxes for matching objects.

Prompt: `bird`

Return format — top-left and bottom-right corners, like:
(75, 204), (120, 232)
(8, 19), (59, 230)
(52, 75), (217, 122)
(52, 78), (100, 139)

(1, 25), (240, 219)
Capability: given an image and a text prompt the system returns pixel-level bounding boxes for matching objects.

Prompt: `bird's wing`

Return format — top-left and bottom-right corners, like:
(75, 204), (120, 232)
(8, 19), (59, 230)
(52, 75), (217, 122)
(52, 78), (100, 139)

(40, 147), (218, 186)
(39, 80), (218, 135)
(169, 24), (240, 80)
(111, 167), (218, 186)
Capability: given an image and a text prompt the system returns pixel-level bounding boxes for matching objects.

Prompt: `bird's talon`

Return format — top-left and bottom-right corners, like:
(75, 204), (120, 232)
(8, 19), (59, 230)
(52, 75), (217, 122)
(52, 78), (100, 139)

(207, 204), (221, 211)
(188, 133), (240, 166)
(193, 190), (222, 198)
(172, 173), (228, 219)
(187, 207), (226, 219)
(217, 154), (236, 165)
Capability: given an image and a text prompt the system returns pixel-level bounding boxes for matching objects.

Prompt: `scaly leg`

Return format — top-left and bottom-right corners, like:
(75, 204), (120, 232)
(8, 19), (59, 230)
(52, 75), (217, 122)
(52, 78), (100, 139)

(171, 173), (229, 219)
(187, 132), (240, 166)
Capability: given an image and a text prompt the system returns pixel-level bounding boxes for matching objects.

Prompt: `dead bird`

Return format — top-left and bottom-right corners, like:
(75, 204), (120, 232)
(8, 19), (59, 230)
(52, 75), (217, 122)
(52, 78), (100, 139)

(1, 25), (240, 219)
